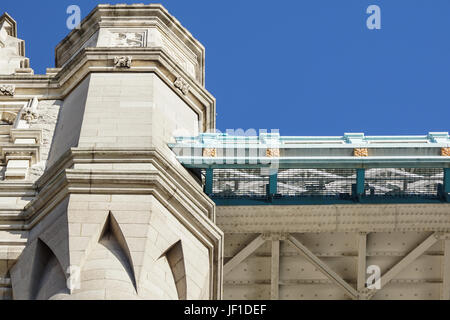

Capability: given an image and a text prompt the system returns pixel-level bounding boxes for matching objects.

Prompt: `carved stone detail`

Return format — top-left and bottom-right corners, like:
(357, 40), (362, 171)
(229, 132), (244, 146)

(111, 32), (145, 47)
(114, 56), (132, 68)
(0, 85), (15, 96)
(203, 148), (217, 158)
(174, 77), (190, 95)
(22, 97), (39, 123)
(442, 148), (450, 157)
(266, 148), (280, 158)
(354, 148), (369, 157)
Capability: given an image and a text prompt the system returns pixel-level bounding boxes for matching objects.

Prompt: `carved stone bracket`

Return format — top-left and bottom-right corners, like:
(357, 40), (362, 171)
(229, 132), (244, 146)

(174, 77), (190, 95)
(442, 148), (450, 157)
(22, 97), (39, 124)
(113, 56), (132, 68)
(0, 85), (15, 96)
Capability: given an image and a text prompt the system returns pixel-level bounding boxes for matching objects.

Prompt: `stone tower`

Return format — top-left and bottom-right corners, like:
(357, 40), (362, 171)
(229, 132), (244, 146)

(0, 4), (223, 300)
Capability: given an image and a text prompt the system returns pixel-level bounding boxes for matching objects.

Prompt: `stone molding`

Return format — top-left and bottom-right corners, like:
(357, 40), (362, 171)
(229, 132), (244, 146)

(0, 99), (42, 181)
(0, 48), (216, 132)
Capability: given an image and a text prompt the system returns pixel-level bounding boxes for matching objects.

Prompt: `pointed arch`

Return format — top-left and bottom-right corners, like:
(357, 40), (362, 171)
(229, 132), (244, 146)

(30, 239), (68, 300)
(98, 212), (137, 291)
(161, 240), (187, 300)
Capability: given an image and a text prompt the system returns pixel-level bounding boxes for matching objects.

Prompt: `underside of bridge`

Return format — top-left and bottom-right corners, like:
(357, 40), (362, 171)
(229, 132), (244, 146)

(218, 204), (450, 300)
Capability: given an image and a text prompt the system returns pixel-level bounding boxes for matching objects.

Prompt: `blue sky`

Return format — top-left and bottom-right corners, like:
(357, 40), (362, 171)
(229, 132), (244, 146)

(2, 0), (450, 136)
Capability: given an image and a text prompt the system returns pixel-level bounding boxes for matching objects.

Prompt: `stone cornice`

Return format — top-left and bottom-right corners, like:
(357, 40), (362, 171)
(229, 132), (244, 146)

(0, 147), (221, 229)
(25, 147), (222, 238)
(0, 48), (216, 131)
(0, 182), (35, 197)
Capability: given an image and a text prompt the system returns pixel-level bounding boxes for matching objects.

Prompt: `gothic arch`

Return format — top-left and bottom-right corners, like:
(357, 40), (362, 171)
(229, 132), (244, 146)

(30, 239), (68, 300)
(97, 212), (137, 290)
(161, 240), (187, 300)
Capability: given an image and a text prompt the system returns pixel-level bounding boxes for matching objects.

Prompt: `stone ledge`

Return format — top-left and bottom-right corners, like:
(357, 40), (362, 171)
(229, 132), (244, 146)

(0, 49), (216, 133)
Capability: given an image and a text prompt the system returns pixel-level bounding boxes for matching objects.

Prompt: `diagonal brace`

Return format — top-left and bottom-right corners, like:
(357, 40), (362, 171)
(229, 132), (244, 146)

(366, 232), (438, 299)
(287, 235), (359, 300)
(224, 235), (266, 276)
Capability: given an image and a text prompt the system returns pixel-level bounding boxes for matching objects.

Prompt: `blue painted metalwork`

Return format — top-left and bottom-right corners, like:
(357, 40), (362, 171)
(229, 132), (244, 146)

(204, 168), (213, 195)
(268, 173), (278, 196)
(357, 169), (365, 196)
(170, 132), (450, 206)
(172, 132), (450, 145)
(351, 169), (365, 200)
(442, 168), (450, 202)
(445, 168), (450, 193)
(177, 157), (450, 169)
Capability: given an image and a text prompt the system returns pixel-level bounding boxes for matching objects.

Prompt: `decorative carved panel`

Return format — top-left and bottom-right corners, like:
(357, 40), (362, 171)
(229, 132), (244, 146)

(203, 148), (217, 158)
(111, 32), (145, 47)
(442, 148), (450, 157)
(266, 148), (280, 158)
(0, 85), (15, 96)
(174, 77), (190, 95)
(354, 148), (369, 157)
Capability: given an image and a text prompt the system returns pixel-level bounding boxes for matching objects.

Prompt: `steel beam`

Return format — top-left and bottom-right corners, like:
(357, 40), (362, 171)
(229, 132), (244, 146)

(367, 232), (438, 299)
(268, 173), (278, 197)
(442, 239), (450, 300)
(357, 232), (367, 292)
(224, 235), (266, 276)
(205, 168), (213, 195)
(287, 235), (359, 300)
(271, 240), (280, 300)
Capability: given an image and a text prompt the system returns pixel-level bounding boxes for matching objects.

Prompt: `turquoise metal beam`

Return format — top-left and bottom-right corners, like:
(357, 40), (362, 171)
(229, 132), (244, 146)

(172, 132), (449, 145)
(177, 156), (450, 169)
(443, 168), (450, 202)
(205, 168), (213, 195)
(268, 172), (278, 196)
(356, 169), (365, 196)
(445, 168), (450, 194)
